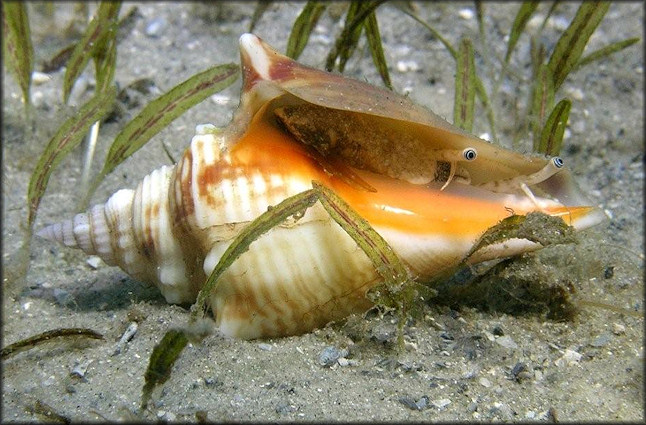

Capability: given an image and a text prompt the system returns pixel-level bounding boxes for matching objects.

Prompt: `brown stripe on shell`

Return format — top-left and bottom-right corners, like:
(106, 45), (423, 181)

(143, 184), (156, 260)
(132, 177), (154, 261)
(104, 198), (124, 268)
(244, 290), (264, 320)
(166, 150), (207, 298)
(146, 200), (161, 261)
(232, 280), (266, 319)
(173, 147), (195, 227)
(260, 321), (271, 337)
(196, 162), (228, 209)
(86, 206), (100, 258)
(271, 312), (289, 337)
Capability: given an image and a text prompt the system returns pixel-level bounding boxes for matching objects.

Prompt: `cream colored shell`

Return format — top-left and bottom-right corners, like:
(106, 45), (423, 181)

(37, 34), (604, 339)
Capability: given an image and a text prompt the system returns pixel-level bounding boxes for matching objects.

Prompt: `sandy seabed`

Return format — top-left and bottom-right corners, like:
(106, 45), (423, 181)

(2, 2), (643, 422)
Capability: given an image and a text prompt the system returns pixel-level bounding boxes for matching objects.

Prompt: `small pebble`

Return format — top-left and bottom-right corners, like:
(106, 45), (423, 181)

(186, 40), (201, 50)
(258, 343), (272, 351)
(550, 16), (570, 31)
(399, 396), (417, 410)
(31, 91), (46, 108)
(32, 71), (51, 85)
(405, 340), (418, 351)
(71, 360), (92, 378)
(527, 15), (543, 30)
(491, 402), (515, 420)
(462, 365), (480, 379)
(415, 396), (429, 410)
(563, 349), (582, 362)
(495, 335), (518, 349)
(612, 323), (626, 335)
(510, 362), (527, 379)
(86, 256), (102, 269)
(371, 324), (395, 343)
(204, 377), (222, 388)
(399, 395), (428, 411)
(275, 400), (296, 414)
(479, 377), (492, 388)
(439, 331), (454, 341)
(314, 24), (327, 34)
(113, 322), (138, 355)
(431, 398), (451, 410)
(458, 8), (474, 20)
(396, 60), (420, 73)
(318, 346), (347, 367)
(604, 266), (615, 279)
(157, 411), (176, 421)
(566, 87), (584, 101)
(145, 17), (166, 37)
(555, 349), (582, 367)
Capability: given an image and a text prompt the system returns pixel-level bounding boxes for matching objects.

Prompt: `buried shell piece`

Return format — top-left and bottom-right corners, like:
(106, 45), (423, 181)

(37, 34), (605, 339)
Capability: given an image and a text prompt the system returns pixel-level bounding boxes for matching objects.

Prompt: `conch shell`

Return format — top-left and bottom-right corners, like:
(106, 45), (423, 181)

(38, 34), (604, 339)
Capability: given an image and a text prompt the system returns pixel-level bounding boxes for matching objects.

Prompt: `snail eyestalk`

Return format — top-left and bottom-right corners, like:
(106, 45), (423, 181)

(524, 157), (564, 186)
(477, 156), (565, 205)
(436, 148), (478, 163)
(519, 157), (565, 207)
(439, 147), (478, 191)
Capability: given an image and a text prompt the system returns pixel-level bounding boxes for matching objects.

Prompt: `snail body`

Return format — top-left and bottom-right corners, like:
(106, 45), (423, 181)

(38, 34), (604, 339)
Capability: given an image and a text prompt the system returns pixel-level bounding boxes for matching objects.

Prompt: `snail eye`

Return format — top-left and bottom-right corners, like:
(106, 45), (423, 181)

(552, 157), (564, 168)
(462, 148), (477, 161)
